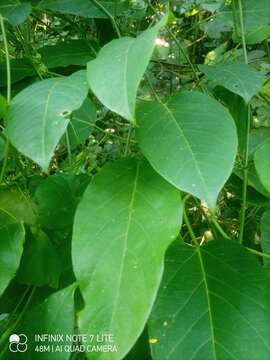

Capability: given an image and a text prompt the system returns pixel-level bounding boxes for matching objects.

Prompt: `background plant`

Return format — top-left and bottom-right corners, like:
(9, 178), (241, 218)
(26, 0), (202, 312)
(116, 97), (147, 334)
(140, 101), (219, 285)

(0, 0), (270, 359)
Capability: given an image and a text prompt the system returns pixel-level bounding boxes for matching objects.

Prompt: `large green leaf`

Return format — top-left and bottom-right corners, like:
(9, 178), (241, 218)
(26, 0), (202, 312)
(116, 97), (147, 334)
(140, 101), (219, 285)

(0, 0), (31, 25)
(6, 71), (88, 170)
(10, 285), (76, 359)
(200, 63), (265, 103)
(261, 209), (270, 270)
(0, 188), (37, 224)
(149, 239), (270, 359)
(87, 16), (167, 123)
(254, 142), (270, 193)
(136, 91), (238, 210)
(38, 39), (97, 69)
(72, 158), (182, 360)
(36, 0), (129, 18)
(0, 210), (24, 296)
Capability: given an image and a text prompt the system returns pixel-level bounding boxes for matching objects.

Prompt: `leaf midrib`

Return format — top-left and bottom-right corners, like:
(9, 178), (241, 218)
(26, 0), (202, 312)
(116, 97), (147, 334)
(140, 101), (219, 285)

(196, 246), (217, 360)
(108, 161), (140, 332)
(161, 100), (211, 203)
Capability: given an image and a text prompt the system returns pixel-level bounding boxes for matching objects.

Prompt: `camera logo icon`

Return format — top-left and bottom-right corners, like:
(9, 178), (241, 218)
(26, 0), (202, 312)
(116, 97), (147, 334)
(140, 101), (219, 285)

(9, 334), (28, 353)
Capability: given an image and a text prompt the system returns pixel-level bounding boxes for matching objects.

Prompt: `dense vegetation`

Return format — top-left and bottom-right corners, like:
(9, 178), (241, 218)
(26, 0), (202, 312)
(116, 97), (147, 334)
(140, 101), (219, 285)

(1, 0), (270, 359)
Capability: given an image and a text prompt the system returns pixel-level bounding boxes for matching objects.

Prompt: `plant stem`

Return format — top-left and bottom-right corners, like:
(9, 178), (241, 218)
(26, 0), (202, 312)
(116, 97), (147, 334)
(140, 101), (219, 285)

(236, 0), (250, 244)
(246, 247), (270, 261)
(239, 104), (250, 244)
(124, 126), (132, 157)
(65, 131), (72, 168)
(0, 17), (11, 103)
(210, 212), (231, 240)
(0, 16), (11, 185)
(183, 195), (198, 244)
(91, 0), (121, 38)
(237, 0), (248, 64)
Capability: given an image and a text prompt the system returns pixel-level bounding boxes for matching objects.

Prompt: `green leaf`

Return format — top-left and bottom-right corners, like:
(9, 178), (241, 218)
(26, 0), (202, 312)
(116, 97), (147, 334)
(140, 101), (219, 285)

(200, 63), (265, 103)
(214, 87), (248, 155)
(17, 230), (62, 288)
(36, 0), (129, 18)
(0, 94), (8, 119)
(0, 188), (37, 224)
(149, 239), (270, 359)
(14, 285), (75, 359)
(6, 71), (88, 170)
(87, 16), (167, 123)
(39, 39), (97, 69)
(35, 173), (90, 229)
(244, 26), (270, 45)
(0, 59), (35, 87)
(261, 209), (270, 270)
(249, 127), (270, 157)
(233, 0), (270, 44)
(136, 91), (238, 210)
(0, 210), (24, 296)
(0, 0), (31, 26)
(62, 98), (97, 149)
(254, 142), (270, 193)
(72, 158), (182, 359)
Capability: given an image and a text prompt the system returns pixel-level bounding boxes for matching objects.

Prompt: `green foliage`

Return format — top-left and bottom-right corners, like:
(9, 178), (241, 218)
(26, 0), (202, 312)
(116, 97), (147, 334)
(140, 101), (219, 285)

(0, 137), (5, 162)
(254, 142), (270, 192)
(0, 211), (24, 296)
(87, 16), (167, 123)
(149, 239), (270, 359)
(0, 1), (270, 359)
(17, 230), (61, 288)
(200, 63), (265, 103)
(73, 159), (182, 359)
(136, 91), (238, 210)
(6, 71), (88, 170)
(261, 210), (270, 270)
(36, 0), (130, 19)
(0, 1), (31, 26)
(15, 285), (76, 359)
(38, 40), (97, 69)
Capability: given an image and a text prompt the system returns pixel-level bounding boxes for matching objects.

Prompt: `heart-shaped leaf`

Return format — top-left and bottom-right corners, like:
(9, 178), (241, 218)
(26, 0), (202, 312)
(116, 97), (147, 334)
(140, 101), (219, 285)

(136, 91), (238, 210)
(72, 158), (182, 359)
(87, 16), (167, 123)
(6, 71), (88, 170)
